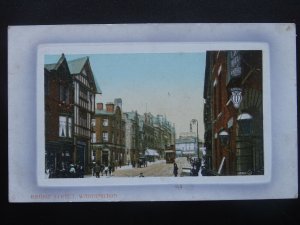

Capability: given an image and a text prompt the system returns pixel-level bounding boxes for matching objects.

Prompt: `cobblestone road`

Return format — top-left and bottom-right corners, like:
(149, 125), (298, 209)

(113, 157), (191, 177)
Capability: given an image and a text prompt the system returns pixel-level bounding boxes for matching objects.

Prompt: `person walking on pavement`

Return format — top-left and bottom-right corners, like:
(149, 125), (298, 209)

(94, 164), (101, 178)
(108, 164), (112, 176)
(69, 164), (76, 178)
(173, 162), (178, 177)
(104, 166), (108, 176)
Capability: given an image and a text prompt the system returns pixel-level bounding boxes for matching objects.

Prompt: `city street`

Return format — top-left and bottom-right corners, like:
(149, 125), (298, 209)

(110, 157), (191, 177)
(44, 157), (200, 178)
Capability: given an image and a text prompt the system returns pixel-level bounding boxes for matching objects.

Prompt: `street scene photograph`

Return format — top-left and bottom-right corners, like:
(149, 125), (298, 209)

(43, 49), (264, 179)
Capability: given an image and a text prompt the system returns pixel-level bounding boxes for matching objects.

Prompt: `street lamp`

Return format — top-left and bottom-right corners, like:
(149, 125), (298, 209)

(190, 119), (199, 160)
(230, 87), (243, 109)
(218, 130), (230, 147)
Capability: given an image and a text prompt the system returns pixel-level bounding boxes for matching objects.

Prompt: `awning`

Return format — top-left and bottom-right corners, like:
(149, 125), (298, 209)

(182, 151), (196, 155)
(145, 149), (159, 156)
(237, 113), (253, 120)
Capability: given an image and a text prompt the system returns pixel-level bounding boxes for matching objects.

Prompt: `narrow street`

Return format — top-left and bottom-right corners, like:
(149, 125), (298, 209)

(112, 157), (191, 177)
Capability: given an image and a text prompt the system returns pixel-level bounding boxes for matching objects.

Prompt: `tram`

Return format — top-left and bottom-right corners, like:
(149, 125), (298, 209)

(165, 145), (176, 163)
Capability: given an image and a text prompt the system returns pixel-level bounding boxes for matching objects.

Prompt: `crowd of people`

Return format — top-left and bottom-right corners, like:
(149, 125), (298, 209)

(47, 162), (85, 178)
(188, 157), (202, 176)
(92, 163), (115, 178)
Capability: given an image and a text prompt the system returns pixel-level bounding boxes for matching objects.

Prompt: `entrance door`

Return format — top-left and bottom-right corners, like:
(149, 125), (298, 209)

(102, 151), (109, 166)
(76, 144), (85, 166)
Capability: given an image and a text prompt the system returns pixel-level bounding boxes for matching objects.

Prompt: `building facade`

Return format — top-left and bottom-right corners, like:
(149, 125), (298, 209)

(45, 54), (74, 173)
(175, 132), (198, 156)
(143, 113), (155, 152)
(204, 50), (264, 175)
(123, 111), (140, 166)
(92, 101), (125, 167)
(68, 56), (100, 172)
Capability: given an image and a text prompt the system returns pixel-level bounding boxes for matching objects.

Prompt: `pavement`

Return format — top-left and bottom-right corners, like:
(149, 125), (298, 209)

(44, 157), (203, 178)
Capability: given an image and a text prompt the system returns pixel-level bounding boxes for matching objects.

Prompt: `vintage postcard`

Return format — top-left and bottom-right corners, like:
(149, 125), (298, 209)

(37, 43), (271, 187)
(8, 24), (297, 202)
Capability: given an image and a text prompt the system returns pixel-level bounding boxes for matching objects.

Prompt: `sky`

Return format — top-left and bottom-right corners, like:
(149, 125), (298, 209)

(45, 52), (206, 139)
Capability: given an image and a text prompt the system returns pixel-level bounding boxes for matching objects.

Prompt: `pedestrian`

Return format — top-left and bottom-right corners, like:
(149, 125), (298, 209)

(79, 165), (84, 178)
(201, 166), (207, 176)
(173, 162), (178, 177)
(108, 164), (112, 176)
(104, 166), (108, 176)
(92, 162), (96, 176)
(94, 164), (101, 178)
(100, 164), (104, 176)
(69, 164), (76, 178)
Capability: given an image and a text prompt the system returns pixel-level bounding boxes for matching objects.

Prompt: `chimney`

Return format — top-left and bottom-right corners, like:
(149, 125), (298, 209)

(106, 102), (115, 112)
(97, 103), (103, 110)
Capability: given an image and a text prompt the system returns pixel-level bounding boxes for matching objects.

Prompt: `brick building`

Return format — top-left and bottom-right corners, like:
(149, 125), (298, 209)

(204, 50), (263, 175)
(45, 54), (74, 173)
(45, 54), (101, 175)
(92, 101), (125, 167)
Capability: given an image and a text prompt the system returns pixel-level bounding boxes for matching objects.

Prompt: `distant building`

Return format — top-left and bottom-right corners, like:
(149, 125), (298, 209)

(123, 111), (140, 166)
(122, 111), (176, 164)
(153, 115), (176, 157)
(175, 132), (198, 156)
(143, 112), (155, 151)
(92, 101), (125, 167)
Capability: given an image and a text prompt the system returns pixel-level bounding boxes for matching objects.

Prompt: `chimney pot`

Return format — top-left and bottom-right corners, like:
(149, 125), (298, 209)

(97, 103), (103, 110)
(106, 103), (115, 112)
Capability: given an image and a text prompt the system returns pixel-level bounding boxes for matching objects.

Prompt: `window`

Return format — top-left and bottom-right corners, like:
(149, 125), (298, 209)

(59, 116), (72, 138)
(103, 132), (108, 142)
(229, 51), (242, 77)
(68, 118), (72, 138)
(89, 94), (93, 111)
(60, 85), (69, 103)
(91, 119), (96, 127)
(91, 132), (96, 143)
(79, 110), (87, 127)
(79, 87), (88, 100)
(59, 116), (67, 137)
(103, 118), (109, 126)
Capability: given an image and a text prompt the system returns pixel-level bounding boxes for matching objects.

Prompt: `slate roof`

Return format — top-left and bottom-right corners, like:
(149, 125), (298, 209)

(44, 63), (57, 71)
(67, 57), (88, 74)
(67, 56), (102, 94)
(44, 54), (66, 71)
(44, 55), (102, 94)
